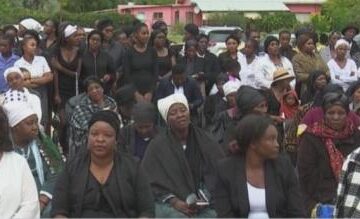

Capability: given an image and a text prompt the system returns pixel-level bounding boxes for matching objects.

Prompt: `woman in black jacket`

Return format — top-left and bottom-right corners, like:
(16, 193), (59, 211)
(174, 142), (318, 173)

(214, 114), (305, 218)
(51, 110), (154, 218)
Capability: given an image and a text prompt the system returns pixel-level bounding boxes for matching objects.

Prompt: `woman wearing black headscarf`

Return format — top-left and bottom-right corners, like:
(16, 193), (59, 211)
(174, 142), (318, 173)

(300, 70), (329, 104)
(51, 110), (154, 218)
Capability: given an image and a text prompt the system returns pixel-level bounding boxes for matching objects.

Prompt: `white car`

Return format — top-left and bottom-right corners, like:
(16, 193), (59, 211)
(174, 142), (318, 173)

(199, 26), (243, 56)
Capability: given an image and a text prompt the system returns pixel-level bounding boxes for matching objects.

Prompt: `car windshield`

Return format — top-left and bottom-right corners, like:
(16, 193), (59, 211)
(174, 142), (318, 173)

(208, 30), (236, 42)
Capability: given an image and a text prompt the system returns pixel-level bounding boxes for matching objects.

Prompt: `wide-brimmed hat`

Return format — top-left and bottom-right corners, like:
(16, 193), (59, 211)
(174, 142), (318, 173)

(342, 24), (359, 35)
(271, 68), (295, 86)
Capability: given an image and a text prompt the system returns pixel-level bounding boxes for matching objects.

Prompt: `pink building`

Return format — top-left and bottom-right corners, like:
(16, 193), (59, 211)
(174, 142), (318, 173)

(283, 0), (327, 22)
(117, 0), (202, 28)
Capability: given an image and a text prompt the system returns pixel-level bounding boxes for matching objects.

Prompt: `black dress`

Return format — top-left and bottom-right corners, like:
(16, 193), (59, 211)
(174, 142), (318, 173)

(157, 49), (174, 78)
(123, 46), (158, 94)
(54, 47), (82, 105)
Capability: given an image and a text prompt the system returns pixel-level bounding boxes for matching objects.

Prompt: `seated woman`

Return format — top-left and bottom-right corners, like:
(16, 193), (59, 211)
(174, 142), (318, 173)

(298, 93), (360, 216)
(3, 100), (64, 217)
(300, 70), (329, 105)
(1, 66), (42, 122)
(327, 39), (358, 91)
(118, 102), (160, 160)
(51, 110), (154, 218)
(68, 76), (117, 157)
(214, 114), (305, 218)
(142, 93), (224, 218)
(346, 81), (360, 113)
(0, 106), (40, 218)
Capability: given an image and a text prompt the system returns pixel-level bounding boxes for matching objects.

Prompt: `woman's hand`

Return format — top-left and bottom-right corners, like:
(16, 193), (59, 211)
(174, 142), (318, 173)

(170, 198), (197, 217)
(39, 195), (50, 211)
(102, 74), (111, 83)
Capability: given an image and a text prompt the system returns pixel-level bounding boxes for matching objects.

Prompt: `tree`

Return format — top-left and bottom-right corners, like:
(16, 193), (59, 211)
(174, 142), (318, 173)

(322, 0), (360, 31)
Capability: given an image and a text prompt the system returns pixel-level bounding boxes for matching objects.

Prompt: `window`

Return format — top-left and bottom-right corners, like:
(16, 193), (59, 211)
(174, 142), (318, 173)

(153, 12), (163, 20)
(175, 11), (180, 24)
(186, 12), (193, 24)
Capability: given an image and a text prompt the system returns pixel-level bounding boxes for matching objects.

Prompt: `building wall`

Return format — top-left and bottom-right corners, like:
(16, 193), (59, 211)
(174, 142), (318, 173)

(118, 5), (202, 27)
(286, 4), (322, 14)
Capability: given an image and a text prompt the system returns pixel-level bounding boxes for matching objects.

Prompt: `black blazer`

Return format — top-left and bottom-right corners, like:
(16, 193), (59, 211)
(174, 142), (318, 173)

(51, 152), (155, 218)
(155, 77), (203, 111)
(214, 154), (306, 218)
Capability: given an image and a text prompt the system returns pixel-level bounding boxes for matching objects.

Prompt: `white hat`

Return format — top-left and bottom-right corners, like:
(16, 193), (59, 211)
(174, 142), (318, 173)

(64, 25), (78, 38)
(335, 39), (350, 50)
(20, 18), (42, 33)
(4, 67), (23, 82)
(157, 93), (189, 122)
(223, 80), (241, 97)
(3, 100), (36, 127)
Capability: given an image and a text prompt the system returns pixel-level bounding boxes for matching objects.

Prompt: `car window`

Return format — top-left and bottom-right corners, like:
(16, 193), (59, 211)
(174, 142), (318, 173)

(208, 30), (235, 42)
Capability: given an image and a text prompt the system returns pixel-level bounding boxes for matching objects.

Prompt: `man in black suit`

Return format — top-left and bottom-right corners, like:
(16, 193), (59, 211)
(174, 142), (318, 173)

(155, 64), (203, 119)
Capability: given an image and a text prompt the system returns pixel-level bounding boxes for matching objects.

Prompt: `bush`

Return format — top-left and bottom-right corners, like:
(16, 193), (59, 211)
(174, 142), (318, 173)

(207, 12), (248, 28)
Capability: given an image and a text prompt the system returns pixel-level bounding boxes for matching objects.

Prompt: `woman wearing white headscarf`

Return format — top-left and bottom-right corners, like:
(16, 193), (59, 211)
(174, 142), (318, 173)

(3, 100), (64, 217)
(142, 93), (224, 218)
(0, 106), (40, 218)
(328, 39), (358, 91)
(18, 18), (42, 37)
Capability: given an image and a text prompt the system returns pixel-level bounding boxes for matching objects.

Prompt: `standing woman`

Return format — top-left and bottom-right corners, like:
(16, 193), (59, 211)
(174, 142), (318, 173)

(51, 24), (81, 153)
(150, 29), (176, 80)
(255, 36), (295, 89)
(14, 36), (53, 129)
(218, 34), (241, 72)
(319, 31), (341, 63)
(39, 18), (58, 61)
(328, 39), (358, 91)
(123, 23), (158, 103)
(292, 33), (329, 94)
(214, 114), (305, 217)
(52, 110), (154, 218)
(81, 30), (115, 94)
(0, 106), (40, 218)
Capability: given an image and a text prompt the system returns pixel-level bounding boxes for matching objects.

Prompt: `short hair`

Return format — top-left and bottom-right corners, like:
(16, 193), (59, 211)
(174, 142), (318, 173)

(197, 33), (209, 41)
(322, 92), (350, 113)
(245, 38), (259, 51)
(184, 23), (199, 36)
(225, 34), (240, 45)
(0, 106), (13, 152)
(264, 36), (279, 53)
(87, 30), (104, 44)
(149, 29), (165, 47)
(279, 30), (291, 38)
(185, 39), (198, 50)
(223, 58), (240, 72)
(96, 19), (113, 32)
(3, 25), (17, 34)
(236, 114), (274, 155)
(44, 18), (59, 36)
(23, 29), (40, 45)
(21, 36), (38, 54)
(172, 64), (186, 75)
(152, 20), (167, 30)
(134, 22), (148, 33)
(83, 76), (103, 92)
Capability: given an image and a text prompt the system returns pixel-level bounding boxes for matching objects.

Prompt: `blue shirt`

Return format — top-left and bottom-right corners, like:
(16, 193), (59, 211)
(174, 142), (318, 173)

(0, 53), (19, 92)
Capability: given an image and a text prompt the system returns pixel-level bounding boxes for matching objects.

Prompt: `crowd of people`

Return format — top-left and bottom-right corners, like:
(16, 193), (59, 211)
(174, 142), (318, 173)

(1, 16), (360, 218)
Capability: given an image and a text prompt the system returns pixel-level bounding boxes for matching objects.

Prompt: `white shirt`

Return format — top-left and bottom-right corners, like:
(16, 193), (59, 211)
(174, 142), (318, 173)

(14, 56), (51, 78)
(247, 182), (269, 219)
(255, 54), (295, 89)
(172, 80), (184, 95)
(238, 54), (260, 88)
(328, 58), (358, 91)
(0, 152), (40, 218)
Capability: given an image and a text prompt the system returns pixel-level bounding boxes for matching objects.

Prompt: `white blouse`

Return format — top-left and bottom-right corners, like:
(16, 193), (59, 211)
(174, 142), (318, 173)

(247, 182), (269, 219)
(238, 54), (260, 88)
(255, 54), (295, 89)
(14, 56), (51, 78)
(0, 152), (40, 218)
(328, 58), (358, 91)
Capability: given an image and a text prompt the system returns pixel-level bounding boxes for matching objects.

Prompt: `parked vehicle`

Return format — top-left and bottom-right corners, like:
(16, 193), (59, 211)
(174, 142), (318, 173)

(199, 26), (243, 55)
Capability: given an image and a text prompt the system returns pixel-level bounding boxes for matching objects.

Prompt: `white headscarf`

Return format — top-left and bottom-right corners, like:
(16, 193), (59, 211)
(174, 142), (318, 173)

(3, 100), (36, 127)
(157, 93), (189, 122)
(335, 39), (350, 50)
(4, 67), (23, 82)
(19, 18), (42, 33)
(64, 25), (78, 38)
(223, 80), (241, 97)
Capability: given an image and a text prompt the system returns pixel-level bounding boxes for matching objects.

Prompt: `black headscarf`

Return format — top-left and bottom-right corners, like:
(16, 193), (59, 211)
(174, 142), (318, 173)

(313, 84), (344, 107)
(88, 110), (120, 140)
(236, 85), (266, 115)
(132, 102), (156, 123)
